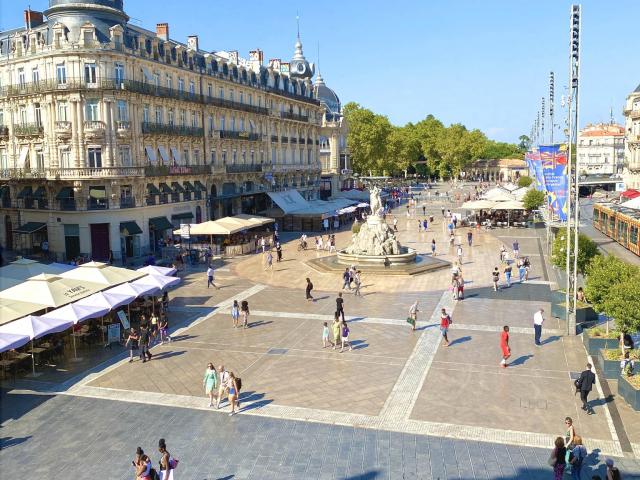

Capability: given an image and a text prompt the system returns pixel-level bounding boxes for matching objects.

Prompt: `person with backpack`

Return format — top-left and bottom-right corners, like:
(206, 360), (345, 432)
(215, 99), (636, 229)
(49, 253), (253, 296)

(227, 371), (240, 416)
(158, 438), (178, 480)
(568, 436), (586, 480)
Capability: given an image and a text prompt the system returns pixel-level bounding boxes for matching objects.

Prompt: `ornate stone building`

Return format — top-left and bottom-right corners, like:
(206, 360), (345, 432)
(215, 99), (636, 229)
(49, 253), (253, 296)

(0, 0), (324, 262)
(576, 123), (625, 176)
(314, 73), (351, 200)
(623, 83), (640, 189)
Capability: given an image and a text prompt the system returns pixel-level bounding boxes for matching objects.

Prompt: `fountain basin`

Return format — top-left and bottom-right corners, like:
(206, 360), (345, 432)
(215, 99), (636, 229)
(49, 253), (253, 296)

(336, 247), (417, 267)
(307, 250), (451, 276)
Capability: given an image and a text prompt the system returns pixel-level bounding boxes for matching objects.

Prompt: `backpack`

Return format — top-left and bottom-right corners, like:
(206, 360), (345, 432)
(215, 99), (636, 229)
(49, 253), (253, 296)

(236, 377), (242, 391)
(169, 458), (179, 469)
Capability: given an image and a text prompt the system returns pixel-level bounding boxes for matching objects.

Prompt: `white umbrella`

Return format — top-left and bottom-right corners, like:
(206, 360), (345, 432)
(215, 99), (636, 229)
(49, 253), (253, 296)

(136, 265), (177, 277)
(40, 303), (110, 358)
(76, 290), (135, 310)
(357, 202), (370, 208)
(0, 314), (74, 375)
(60, 261), (144, 286)
(461, 200), (495, 210)
(0, 332), (31, 353)
(132, 274), (180, 293)
(106, 282), (158, 298)
(493, 200), (525, 210)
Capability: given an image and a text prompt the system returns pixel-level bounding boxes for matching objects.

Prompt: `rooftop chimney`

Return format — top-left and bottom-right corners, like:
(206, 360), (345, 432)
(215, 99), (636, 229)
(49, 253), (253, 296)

(187, 35), (199, 51)
(24, 9), (44, 29)
(156, 23), (169, 41)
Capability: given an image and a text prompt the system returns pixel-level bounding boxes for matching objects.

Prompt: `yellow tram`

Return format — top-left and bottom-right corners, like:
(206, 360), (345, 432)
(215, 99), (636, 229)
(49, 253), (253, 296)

(593, 203), (640, 256)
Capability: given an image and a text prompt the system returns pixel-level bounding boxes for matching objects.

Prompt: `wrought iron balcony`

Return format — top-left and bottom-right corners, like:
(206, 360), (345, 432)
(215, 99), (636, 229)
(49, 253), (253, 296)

(119, 196), (136, 209)
(116, 121), (131, 131)
(0, 168), (46, 179)
(225, 164), (263, 173)
(14, 123), (44, 136)
(55, 121), (72, 134)
(144, 164), (212, 176)
(48, 166), (145, 179)
(281, 111), (310, 122)
(141, 122), (204, 137)
(218, 130), (262, 141)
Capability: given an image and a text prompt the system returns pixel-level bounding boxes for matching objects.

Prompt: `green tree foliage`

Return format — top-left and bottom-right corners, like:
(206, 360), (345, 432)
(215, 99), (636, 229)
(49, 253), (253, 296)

(343, 103), (518, 177)
(602, 276), (640, 333)
(518, 135), (531, 151)
(551, 227), (600, 275)
(517, 176), (533, 188)
(522, 189), (546, 211)
(584, 255), (639, 315)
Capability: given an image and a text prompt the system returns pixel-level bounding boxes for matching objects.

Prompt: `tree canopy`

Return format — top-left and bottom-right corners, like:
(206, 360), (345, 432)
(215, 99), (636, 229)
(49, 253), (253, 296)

(522, 189), (546, 211)
(584, 255), (639, 317)
(342, 102), (522, 177)
(551, 227), (600, 275)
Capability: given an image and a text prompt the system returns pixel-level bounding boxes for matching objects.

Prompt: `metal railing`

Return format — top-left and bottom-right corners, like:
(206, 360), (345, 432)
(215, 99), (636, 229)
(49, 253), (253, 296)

(14, 123), (44, 136)
(226, 164), (263, 173)
(84, 120), (106, 130)
(141, 122), (204, 137)
(55, 120), (72, 131)
(144, 164), (211, 176)
(218, 130), (262, 141)
(281, 111), (310, 122)
(119, 197), (136, 209)
(116, 121), (131, 130)
(48, 166), (145, 179)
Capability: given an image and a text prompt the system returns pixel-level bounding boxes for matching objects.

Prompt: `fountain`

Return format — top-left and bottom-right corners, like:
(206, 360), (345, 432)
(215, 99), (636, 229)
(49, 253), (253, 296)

(307, 186), (450, 275)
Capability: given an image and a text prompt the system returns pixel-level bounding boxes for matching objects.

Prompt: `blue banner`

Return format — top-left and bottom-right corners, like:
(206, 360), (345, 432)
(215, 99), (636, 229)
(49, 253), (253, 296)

(540, 145), (568, 221)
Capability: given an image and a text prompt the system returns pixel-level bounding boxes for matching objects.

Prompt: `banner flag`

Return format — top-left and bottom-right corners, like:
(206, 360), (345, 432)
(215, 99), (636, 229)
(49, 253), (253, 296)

(540, 144), (568, 221)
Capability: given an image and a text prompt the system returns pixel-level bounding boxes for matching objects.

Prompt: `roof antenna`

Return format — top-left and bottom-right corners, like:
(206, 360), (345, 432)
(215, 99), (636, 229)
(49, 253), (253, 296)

(609, 106), (614, 125)
(296, 11), (300, 40)
(317, 41), (320, 73)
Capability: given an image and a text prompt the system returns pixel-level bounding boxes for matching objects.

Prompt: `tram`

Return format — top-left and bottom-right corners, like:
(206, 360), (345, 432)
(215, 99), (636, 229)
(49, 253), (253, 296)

(593, 203), (640, 256)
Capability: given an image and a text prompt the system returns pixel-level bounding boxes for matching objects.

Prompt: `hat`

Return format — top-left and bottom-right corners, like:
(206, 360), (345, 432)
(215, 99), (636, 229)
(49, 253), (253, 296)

(605, 458), (614, 467)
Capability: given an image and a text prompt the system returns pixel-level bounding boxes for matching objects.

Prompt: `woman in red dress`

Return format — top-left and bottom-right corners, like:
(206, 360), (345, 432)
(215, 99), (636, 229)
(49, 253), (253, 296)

(500, 325), (511, 368)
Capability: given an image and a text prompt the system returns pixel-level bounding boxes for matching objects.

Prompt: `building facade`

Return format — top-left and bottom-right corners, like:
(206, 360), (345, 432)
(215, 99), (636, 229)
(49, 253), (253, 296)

(0, 1), (325, 263)
(466, 158), (527, 183)
(623, 83), (640, 189)
(576, 123), (625, 176)
(314, 73), (351, 200)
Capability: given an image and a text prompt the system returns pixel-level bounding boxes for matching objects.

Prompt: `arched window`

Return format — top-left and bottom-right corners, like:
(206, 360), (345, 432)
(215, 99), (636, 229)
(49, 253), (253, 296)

(211, 60), (218, 72)
(241, 70), (247, 82)
(222, 63), (229, 76)
(232, 66), (238, 79)
(250, 72), (257, 85)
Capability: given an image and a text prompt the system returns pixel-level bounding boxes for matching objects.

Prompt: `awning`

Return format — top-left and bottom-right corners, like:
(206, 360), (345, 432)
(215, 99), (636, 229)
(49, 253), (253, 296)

(158, 146), (169, 164)
(56, 187), (74, 199)
(89, 188), (106, 199)
(145, 145), (157, 163)
(18, 146), (29, 168)
(147, 183), (161, 195)
(183, 181), (196, 192)
(171, 212), (194, 220)
(33, 186), (46, 199)
(267, 190), (309, 214)
(171, 182), (185, 193)
(170, 147), (180, 163)
(120, 221), (142, 235)
(194, 181), (206, 192)
(17, 186), (33, 199)
(159, 182), (174, 194)
(14, 222), (46, 234)
(149, 216), (173, 231)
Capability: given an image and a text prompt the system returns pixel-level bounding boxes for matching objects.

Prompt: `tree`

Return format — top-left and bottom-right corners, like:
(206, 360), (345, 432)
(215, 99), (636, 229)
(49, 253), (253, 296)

(481, 141), (522, 159)
(518, 135), (531, 152)
(603, 275), (640, 333)
(522, 189), (545, 211)
(584, 255), (639, 314)
(343, 102), (392, 175)
(517, 176), (533, 188)
(551, 227), (600, 275)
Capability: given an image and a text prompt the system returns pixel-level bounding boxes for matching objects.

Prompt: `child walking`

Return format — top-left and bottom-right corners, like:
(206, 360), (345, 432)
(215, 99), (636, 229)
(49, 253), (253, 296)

(340, 320), (353, 352)
(231, 300), (240, 328)
(240, 300), (249, 328)
(322, 322), (333, 348)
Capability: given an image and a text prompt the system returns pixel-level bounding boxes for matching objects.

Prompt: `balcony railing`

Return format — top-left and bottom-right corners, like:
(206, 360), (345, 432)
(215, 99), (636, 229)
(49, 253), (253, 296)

(204, 96), (269, 116)
(0, 168), (47, 179)
(291, 138), (298, 144)
(226, 164), (263, 174)
(88, 198), (109, 210)
(270, 135), (279, 142)
(55, 121), (71, 133)
(59, 198), (76, 211)
(0, 125), (9, 136)
(142, 122), (204, 137)
(218, 130), (262, 141)
(48, 166), (145, 179)
(119, 197), (136, 209)
(84, 120), (106, 131)
(281, 136), (289, 143)
(144, 164), (212, 176)
(116, 121), (131, 131)
(14, 123), (44, 136)
(281, 111), (310, 122)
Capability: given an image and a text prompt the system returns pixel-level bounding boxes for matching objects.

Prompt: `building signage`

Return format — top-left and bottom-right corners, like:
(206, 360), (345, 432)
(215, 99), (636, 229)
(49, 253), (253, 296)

(180, 223), (191, 239)
(116, 310), (130, 330)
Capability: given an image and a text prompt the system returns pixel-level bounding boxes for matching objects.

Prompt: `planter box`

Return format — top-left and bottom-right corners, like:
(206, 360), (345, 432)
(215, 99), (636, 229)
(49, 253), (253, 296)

(550, 291), (597, 324)
(597, 349), (621, 380)
(582, 332), (619, 356)
(618, 375), (640, 411)
(576, 306), (598, 324)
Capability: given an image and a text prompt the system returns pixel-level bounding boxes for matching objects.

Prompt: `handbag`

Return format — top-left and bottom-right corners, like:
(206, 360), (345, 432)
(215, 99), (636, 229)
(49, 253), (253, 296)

(406, 317), (415, 326)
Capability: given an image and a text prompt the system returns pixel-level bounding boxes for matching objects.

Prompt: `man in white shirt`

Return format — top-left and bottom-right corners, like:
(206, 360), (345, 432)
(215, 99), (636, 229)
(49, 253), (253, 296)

(206, 266), (219, 290)
(533, 308), (544, 346)
(216, 365), (230, 409)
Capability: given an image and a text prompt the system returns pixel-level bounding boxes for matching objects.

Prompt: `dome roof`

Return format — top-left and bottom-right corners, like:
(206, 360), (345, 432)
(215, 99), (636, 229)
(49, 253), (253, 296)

(45, 0), (128, 43)
(48, 0), (124, 10)
(314, 73), (341, 115)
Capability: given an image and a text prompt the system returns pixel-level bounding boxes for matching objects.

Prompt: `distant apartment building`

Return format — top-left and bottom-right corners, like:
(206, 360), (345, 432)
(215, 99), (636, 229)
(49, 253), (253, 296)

(576, 123), (625, 176)
(623, 83), (640, 189)
(0, 0), (326, 263)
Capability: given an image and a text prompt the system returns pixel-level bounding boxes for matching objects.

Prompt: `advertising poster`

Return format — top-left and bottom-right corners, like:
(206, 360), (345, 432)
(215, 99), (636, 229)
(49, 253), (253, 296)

(540, 144), (568, 221)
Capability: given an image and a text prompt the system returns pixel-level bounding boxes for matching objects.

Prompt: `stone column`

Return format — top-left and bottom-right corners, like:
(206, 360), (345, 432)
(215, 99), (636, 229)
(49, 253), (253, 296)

(69, 97), (80, 168)
(76, 99), (85, 167)
(103, 97), (114, 167)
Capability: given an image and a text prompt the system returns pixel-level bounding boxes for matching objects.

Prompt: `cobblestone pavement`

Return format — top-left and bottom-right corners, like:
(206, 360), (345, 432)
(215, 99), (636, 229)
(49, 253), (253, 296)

(1, 393), (639, 480)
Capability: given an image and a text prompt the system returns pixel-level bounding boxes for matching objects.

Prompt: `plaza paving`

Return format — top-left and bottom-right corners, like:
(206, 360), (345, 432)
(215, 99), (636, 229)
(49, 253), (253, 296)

(1, 188), (640, 478)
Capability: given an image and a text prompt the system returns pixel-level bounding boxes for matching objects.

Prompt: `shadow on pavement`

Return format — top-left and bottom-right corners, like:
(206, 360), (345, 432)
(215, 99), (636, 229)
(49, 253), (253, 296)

(0, 389), (54, 425)
(344, 471), (381, 480)
(449, 335), (472, 346)
(462, 283), (551, 303)
(0, 435), (32, 449)
(150, 350), (185, 360)
(509, 354), (534, 366)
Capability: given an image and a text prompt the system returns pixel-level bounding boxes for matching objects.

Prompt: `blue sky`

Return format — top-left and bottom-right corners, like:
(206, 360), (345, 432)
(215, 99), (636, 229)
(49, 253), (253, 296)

(2, 0), (639, 143)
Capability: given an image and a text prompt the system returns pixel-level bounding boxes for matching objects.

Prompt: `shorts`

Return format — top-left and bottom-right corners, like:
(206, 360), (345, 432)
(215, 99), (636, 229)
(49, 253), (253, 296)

(342, 336), (349, 341)
(440, 327), (448, 336)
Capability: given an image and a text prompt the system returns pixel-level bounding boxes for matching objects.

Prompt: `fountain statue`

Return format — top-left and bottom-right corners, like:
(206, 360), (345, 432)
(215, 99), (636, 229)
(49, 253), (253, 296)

(343, 186), (403, 256)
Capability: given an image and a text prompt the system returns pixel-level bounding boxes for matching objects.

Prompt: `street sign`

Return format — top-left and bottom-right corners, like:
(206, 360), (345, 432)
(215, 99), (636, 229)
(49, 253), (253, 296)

(116, 310), (130, 330)
(180, 223), (190, 239)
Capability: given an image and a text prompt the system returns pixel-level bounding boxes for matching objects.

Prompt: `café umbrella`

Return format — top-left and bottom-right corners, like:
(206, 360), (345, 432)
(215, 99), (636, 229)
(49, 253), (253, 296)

(76, 290), (135, 311)
(0, 314), (75, 375)
(60, 261), (144, 287)
(39, 303), (110, 358)
(0, 274), (102, 308)
(0, 299), (47, 326)
(0, 332), (31, 354)
(105, 282), (159, 321)
(136, 265), (177, 277)
(131, 274), (180, 314)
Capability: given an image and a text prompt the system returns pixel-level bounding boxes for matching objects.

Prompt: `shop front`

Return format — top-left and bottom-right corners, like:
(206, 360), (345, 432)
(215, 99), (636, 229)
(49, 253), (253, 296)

(119, 221), (142, 260)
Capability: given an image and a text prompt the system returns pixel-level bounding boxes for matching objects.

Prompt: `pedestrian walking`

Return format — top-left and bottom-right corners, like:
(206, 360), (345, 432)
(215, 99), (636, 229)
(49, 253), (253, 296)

(158, 438), (177, 480)
(418, 219), (422, 232)
(431, 239), (437, 256)
(306, 277), (314, 301)
(203, 362), (218, 407)
(231, 300), (240, 328)
(467, 231), (473, 247)
(500, 325), (511, 368)
(605, 458), (622, 480)
(457, 245), (463, 264)
(499, 244), (507, 262)
(456, 274), (464, 300)
(452, 216), (458, 229)
(341, 267), (351, 290)
(422, 205), (426, 216)
(512, 240), (519, 258)
(332, 313), (341, 350)
(329, 235), (336, 253)
(423, 219), (428, 231)
(569, 436), (587, 480)
(524, 257), (531, 281)
(393, 217), (399, 232)
(158, 315), (171, 344)
(564, 417), (577, 458)
(340, 320), (352, 352)
(216, 365), (229, 409)
(260, 236), (266, 253)
(441, 206), (445, 216)
(139, 323), (152, 362)
(504, 263), (512, 287)
(322, 321), (334, 348)
(264, 250), (273, 271)
(276, 241), (282, 262)
(576, 363), (596, 414)
(353, 270), (362, 296)
(533, 308), (544, 346)
(549, 437), (567, 479)
(517, 258), (526, 283)
(315, 236), (321, 251)
(492, 267), (500, 291)
(206, 266), (220, 290)
(440, 308), (452, 347)
(240, 300), (250, 328)
(132, 447), (152, 480)
(149, 312), (159, 345)
(227, 372), (240, 416)
(336, 292), (345, 321)
(126, 327), (139, 363)
(408, 300), (419, 331)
